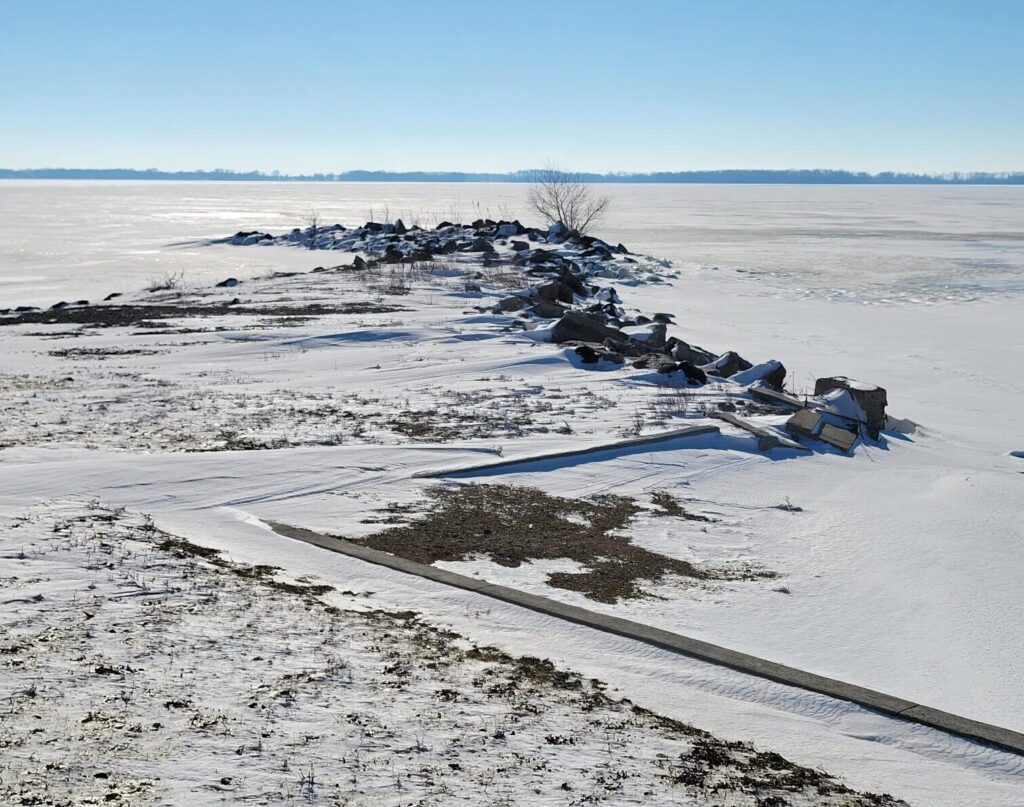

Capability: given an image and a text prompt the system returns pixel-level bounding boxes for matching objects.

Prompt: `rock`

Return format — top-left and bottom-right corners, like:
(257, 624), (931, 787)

(652, 313), (675, 323)
(353, 255), (370, 271)
(657, 360), (679, 374)
(548, 222), (568, 237)
(551, 310), (627, 345)
(536, 281), (574, 304)
(565, 341), (624, 365)
(814, 376), (887, 437)
(464, 283), (482, 293)
(528, 300), (567, 319)
(14, 305), (39, 312)
(529, 249), (560, 264)
(574, 344), (601, 364)
(558, 271), (589, 297)
(394, 218), (407, 235)
(216, 277), (240, 288)
(616, 243), (629, 254)
(730, 360), (786, 391)
(510, 240), (530, 252)
(702, 350), (753, 378)
(435, 221), (455, 229)
(74, 299), (89, 306)
(666, 338), (717, 366)
(466, 237), (496, 253)
(103, 292), (123, 301)
(495, 220), (524, 237)
(677, 361), (708, 384)
(495, 295), (528, 313)
(50, 301), (69, 310)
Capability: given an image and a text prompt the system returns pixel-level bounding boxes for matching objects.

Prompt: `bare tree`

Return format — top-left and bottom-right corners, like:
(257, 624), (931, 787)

(304, 210), (321, 248)
(526, 165), (610, 235)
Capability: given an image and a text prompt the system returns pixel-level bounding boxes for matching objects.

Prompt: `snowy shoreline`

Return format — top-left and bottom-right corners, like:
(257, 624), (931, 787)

(2, 213), (1023, 804)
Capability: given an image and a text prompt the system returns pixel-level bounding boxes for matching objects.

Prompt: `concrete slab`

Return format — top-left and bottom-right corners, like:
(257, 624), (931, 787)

(819, 423), (857, 453)
(268, 520), (1024, 757)
(411, 424), (721, 478)
(785, 409), (822, 438)
(711, 411), (810, 452)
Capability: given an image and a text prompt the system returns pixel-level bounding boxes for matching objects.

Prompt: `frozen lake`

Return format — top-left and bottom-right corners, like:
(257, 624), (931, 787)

(1, 180), (1023, 307)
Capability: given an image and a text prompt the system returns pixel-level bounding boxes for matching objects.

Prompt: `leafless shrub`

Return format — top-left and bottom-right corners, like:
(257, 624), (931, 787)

(146, 270), (185, 292)
(304, 210), (321, 248)
(527, 164), (610, 235)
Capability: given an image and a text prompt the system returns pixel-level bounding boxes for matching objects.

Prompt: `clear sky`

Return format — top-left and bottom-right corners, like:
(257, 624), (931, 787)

(2, 0), (1021, 174)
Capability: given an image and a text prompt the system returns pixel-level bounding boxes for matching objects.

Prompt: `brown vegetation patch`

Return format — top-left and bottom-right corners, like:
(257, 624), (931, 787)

(0, 301), (407, 328)
(354, 484), (771, 602)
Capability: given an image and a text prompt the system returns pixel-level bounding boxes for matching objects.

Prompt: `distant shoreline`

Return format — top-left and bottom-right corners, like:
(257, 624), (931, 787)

(2, 168), (1023, 185)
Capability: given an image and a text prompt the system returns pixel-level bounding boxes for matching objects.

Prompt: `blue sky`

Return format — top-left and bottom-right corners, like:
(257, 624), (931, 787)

(2, 0), (1021, 173)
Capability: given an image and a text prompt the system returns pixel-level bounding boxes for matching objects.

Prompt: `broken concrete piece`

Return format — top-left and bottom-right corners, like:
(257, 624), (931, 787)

(711, 412), (810, 452)
(814, 377), (888, 437)
(785, 409), (823, 439)
(819, 423), (857, 453)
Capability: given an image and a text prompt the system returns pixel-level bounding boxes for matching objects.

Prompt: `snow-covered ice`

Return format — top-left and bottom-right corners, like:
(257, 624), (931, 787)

(1, 182), (1023, 805)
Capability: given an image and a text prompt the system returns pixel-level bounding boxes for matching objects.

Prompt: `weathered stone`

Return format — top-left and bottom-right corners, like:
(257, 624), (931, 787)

(677, 361), (708, 385)
(667, 338), (717, 366)
(495, 295), (528, 313)
(510, 240), (530, 252)
(731, 360), (786, 391)
(535, 281), (574, 304)
(528, 300), (567, 319)
(353, 255), (370, 272)
(467, 236), (496, 253)
(551, 310), (627, 344)
(814, 376), (887, 437)
(703, 350), (753, 378)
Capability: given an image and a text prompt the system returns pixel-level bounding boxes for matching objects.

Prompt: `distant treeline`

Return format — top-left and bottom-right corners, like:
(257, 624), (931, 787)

(2, 167), (1023, 184)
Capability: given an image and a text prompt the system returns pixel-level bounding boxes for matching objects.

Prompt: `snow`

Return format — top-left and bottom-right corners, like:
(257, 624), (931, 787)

(1, 182), (1023, 804)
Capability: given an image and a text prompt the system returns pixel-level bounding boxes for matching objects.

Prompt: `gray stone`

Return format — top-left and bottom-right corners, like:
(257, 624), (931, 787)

(551, 310), (627, 344)
(528, 300), (567, 319)
(495, 295), (528, 313)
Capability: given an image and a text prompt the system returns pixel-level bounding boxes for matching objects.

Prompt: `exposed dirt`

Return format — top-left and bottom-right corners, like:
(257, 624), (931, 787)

(1, 506), (902, 806)
(0, 301), (407, 328)
(354, 484), (772, 603)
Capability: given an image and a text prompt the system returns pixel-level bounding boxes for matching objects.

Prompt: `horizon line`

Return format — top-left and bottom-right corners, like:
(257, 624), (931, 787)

(2, 167), (1024, 185)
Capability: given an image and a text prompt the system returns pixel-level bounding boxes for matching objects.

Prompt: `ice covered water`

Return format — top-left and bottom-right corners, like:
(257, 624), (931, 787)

(1, 180), (1022, 307)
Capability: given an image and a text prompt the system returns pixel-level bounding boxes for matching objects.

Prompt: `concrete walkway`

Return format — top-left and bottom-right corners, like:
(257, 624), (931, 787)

(269, 520), (1024, 757)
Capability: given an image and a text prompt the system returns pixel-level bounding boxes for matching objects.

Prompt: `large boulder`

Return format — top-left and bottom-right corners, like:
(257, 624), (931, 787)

(814, 376), (888, 437)
(495, 295), (528, 313)
(528, 300), (567, 319)
(702, 350), (753, 378)
(731, 360), (786, 391)
(552, 310), (627, 344)
(536, 281), (574, 304)
(466, 236), (496, 254)
(666, 337), (717, 366)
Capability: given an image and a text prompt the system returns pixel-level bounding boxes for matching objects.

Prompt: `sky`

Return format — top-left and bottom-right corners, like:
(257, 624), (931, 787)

(1, 0), (1022, 174)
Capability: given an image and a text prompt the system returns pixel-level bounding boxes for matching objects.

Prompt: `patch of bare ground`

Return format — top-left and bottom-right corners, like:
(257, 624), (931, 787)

(0, 505), (903, 806)
(354, 484), (772, 603)
(0, 300), (407, 328)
